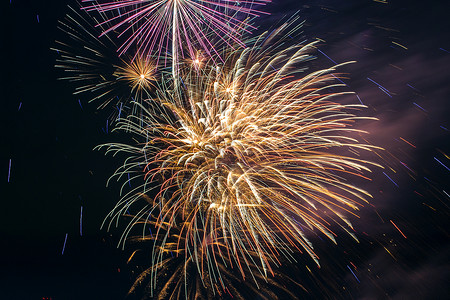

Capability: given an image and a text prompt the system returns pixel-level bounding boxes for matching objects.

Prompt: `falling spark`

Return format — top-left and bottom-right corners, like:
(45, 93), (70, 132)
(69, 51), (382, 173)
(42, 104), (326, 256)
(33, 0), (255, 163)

(367, 77), (392, 97)
(347, 265), (360, 283)
(382, 245), (397, 260)
(437, 149), (450, 160)
(383, 172), (398, 187)
(413, 102), (427, 112)
(399, 137), (416, 148)
(434, 157), (450, 172)
(399, 161), (414, 173)
(391, 41), (407, 50)
(80, 206), (83, 236)
(406, 83), (420, 92)
(117, 103), (123, 121)
(356, 94), (363, 105)
(390, 220), (407, 239)
(318, 48), (338, 64)
(62, 233), (68, 255)
(414, 190), (424, 197)
(7, 159), (12, 183)
(422, 203), (436, 211)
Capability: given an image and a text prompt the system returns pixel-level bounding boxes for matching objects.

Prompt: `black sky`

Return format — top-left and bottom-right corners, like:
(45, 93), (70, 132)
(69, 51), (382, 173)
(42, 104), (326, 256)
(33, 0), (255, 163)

(1, 0), (449, 299)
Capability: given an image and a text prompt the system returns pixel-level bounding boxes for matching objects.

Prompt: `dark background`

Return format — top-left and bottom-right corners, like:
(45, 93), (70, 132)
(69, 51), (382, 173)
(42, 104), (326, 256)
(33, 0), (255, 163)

(1, 0), (449, 299)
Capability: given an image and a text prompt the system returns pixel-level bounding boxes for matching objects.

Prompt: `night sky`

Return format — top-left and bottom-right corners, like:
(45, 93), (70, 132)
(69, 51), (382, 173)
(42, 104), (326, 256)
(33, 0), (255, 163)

(2, 0), (449, 299)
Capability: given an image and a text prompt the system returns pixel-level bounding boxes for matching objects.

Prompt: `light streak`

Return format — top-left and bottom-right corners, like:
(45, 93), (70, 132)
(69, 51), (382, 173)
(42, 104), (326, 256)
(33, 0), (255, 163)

(80, 206), (83, 236)
(367, 77), (392, 97)
(414, 190), (424, 197)
(443, 190), (450, 198)
(413, 102), (427, 112)
(62, 233), (68, 255)
(347, 265), (360, 283)
(318, 49), (338, 64)
(378, 86), (392, 97)
(7, 159), (11, 183)
(383, 172), (398, 187)
(406, 83), (419, 92)
(437, 149), (450, 160)
(434, 157), (450, 172)
(399, 137), (416, 148)
(390, 220), (407, 239)
(356, 94), (363, 105)
(422, 203), (436, 211)
(382, 245), (397, 260)
(391, 41), (407, 50)
(117, 103), (123, 120)
(400, 161), (414, 173)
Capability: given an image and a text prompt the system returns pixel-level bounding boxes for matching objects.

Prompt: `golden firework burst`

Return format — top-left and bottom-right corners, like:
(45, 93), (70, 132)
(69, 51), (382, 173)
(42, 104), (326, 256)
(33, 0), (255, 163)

(114, 55), (157, 95)
(99, 28), (381, 296)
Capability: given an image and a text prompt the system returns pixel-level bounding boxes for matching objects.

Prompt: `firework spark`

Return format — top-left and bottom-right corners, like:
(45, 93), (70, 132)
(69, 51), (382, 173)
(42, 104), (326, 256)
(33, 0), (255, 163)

(52, 5), (158, 115)
(99, 27), (381, 297)
(114, 54), (157, 98)
(125, 216), (306, 299)
(81, 0), (270, 58)
(81, 0), (271, 86)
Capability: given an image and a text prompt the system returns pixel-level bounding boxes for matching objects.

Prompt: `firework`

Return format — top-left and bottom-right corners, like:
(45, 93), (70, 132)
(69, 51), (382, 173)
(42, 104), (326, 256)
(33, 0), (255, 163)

(125, 216), (306, 299)
(52, 5), (158, 116)
(81, 0), (271, 85)
(99, 26), (381, 297)
(114, 54), (157, 100)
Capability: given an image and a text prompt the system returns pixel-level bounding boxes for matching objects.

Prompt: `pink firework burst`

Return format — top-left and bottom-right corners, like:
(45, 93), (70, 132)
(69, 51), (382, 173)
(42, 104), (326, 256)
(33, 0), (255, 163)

(81, 0), (271, 62)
